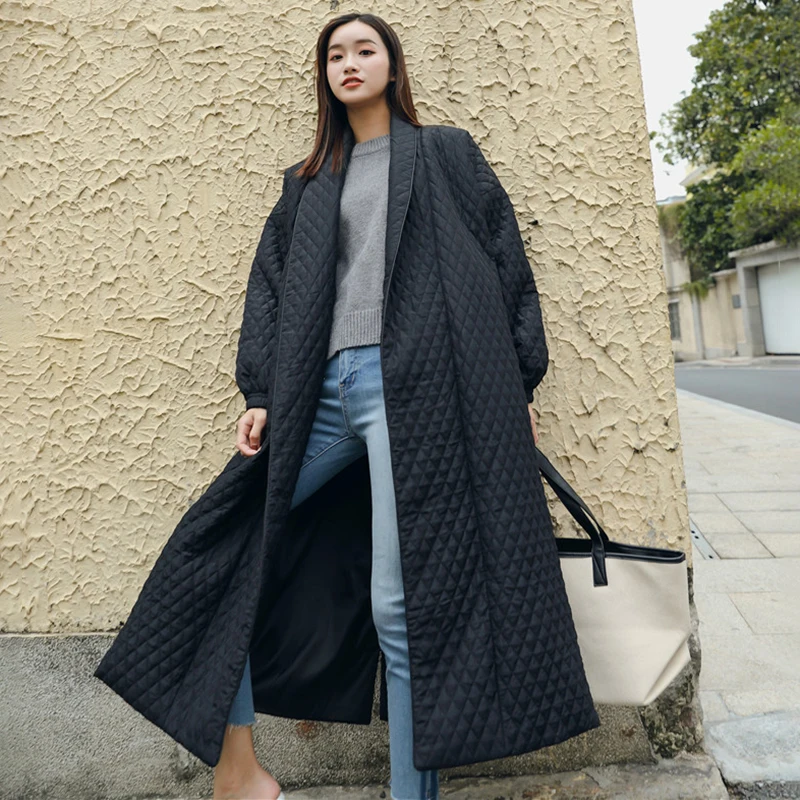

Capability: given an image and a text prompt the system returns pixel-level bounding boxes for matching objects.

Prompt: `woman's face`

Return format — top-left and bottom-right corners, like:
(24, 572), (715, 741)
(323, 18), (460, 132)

(326, 20), (395, 109)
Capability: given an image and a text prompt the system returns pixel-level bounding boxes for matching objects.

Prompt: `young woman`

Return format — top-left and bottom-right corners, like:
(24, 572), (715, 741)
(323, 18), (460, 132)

(94, 11), (600, 800)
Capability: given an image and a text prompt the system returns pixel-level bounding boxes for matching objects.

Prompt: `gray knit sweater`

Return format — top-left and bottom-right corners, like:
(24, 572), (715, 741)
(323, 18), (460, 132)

(326, 133), (391, 359)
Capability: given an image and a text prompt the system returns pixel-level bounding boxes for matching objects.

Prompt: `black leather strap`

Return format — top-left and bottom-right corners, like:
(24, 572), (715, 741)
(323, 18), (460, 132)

(535, 445), (609, 586)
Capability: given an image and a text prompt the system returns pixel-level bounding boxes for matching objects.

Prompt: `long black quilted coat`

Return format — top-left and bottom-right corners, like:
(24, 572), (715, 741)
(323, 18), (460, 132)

(94, 111), (600, 770)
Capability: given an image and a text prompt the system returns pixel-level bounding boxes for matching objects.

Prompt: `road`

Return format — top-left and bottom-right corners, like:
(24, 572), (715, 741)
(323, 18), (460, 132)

(674, 360), (800, 424)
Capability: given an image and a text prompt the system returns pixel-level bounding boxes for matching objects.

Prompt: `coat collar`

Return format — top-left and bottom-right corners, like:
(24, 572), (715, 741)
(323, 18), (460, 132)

(292, 111), (419, 305)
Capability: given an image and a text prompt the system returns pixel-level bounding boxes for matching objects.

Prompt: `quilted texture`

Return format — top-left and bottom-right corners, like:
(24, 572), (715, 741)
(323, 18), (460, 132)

(94, 111), (600, 770)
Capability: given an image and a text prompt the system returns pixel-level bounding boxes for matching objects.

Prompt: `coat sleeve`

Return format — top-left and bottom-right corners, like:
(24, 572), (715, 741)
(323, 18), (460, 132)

(235, 170), (292, 410)
(447, 128), (550, 404)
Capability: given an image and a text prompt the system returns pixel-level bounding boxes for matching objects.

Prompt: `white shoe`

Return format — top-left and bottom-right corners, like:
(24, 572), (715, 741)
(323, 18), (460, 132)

(276, 793), (286, 800)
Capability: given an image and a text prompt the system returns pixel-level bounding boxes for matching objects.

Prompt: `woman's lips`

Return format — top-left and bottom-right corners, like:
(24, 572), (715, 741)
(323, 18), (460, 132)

(343, 79), (363, 87)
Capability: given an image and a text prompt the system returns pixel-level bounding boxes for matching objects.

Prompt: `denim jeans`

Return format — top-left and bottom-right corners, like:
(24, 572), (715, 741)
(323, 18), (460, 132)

(227, 344), (440, 800)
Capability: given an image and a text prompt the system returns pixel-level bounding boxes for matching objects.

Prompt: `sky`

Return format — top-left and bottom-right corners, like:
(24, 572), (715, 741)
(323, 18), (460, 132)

(631, 0), (730, 201)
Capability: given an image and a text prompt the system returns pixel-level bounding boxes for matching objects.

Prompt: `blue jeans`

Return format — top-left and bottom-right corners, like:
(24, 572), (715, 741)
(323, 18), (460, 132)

(227, 344), (440, 800)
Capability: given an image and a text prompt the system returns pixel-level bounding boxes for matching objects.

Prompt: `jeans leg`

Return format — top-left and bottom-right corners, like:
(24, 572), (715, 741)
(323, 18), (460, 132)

(226, 352), (367, 728)
(287, 353), (368, 510)
(226, 650), (256, 727)
(342, 345), (440, 800)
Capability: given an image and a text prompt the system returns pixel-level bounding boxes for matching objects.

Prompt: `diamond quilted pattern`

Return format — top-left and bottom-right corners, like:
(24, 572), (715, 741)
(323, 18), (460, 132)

(94, 111), (600, 771)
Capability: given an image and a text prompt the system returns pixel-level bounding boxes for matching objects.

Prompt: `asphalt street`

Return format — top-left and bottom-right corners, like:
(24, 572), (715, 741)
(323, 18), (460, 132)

(675, 359), (800, 424)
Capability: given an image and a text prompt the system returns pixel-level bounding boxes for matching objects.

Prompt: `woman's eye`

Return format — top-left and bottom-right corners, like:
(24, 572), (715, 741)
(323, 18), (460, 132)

(330, 50), (374, 61)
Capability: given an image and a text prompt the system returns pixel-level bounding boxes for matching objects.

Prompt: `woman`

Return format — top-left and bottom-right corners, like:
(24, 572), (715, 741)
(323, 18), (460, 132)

(94, 12), (600, 800)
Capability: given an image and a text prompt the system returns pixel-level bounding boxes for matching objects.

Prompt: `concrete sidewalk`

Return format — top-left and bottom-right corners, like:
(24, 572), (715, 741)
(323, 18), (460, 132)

(677, 388), (800, 794)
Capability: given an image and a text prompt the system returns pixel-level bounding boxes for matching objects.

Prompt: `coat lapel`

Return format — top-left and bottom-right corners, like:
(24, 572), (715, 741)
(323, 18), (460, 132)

(265, 112), (420, 537)
(383, 112), (419, 304)
(285, 111), (419, 329)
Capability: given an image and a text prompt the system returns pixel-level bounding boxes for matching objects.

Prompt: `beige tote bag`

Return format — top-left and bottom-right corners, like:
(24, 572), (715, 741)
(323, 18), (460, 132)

(536, 446), (692, 706)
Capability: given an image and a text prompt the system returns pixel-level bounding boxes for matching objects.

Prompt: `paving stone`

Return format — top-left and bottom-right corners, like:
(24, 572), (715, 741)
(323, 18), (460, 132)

(755, 533), (800, 557)
(703, 532), (773, 558)
(689, 493), (730, 512)
(698, 633), (799, 693)
(728, 592), (800, 634)
(699, 690), (733, 723)
(735, 511), (800, 534)
(719, 492), (800, 512)
(704, 711), (800, 783)
(724, 687), (800, 717)
(692, 557), (799, 593)
(692, 511), (749, 534)
(694, 592), (752, 634)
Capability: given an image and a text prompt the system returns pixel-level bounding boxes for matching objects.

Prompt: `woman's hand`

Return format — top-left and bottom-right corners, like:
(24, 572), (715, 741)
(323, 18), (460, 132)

(236, 408), (268, 457)
(527, 403), (539, 446)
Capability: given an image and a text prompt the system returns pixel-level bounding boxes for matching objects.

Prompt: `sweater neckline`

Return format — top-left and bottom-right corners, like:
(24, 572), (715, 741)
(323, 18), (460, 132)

(351, 133), (390, 157)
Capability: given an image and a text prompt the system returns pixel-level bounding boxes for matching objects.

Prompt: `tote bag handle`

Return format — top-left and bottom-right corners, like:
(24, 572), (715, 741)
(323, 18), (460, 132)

(534, 446), (611, 586)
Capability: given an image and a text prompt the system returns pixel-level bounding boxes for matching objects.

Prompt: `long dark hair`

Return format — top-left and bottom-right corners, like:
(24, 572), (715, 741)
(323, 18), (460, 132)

(294, 13), (421, 180)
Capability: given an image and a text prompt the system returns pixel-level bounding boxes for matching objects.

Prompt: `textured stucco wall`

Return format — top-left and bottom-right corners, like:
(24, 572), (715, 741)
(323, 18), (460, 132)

(0, 0), (689, 633)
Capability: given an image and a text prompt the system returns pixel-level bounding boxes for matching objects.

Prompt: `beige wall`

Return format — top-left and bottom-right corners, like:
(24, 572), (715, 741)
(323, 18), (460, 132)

(701, 273), (743, 357)
(661, 212), (691, 292)
(0, 0), (689, 633)
(659, 200), (743, 359)
(660, 212), (697, 359)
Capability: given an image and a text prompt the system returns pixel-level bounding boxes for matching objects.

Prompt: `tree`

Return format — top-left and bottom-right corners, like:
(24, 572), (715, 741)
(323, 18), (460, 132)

(676, 171), (748, 277)
(656, 0), (800, 168)
(653, 0), (800, 276)
(729, 102), (800, 245)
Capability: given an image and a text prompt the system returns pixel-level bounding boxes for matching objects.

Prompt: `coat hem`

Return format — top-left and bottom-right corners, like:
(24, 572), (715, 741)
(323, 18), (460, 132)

(93, 665), (220, 768)
(251, 704), (374, 726)
(412, 707), (602, 771)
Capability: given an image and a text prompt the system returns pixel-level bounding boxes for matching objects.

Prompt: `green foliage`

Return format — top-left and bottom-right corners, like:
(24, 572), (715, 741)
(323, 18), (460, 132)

(680, 276), (714, 300)
(730, 182), (800, 245)
(657, 203), (682, 241)
(656, 0), (800, 168)
(676, 171), (748, 278)
(655, 1), (800, 275)
(729, 104), (800, 245)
